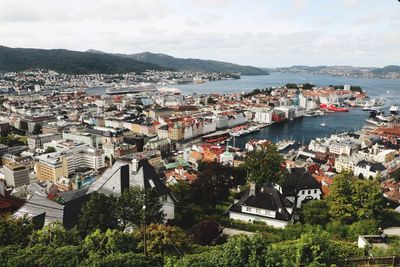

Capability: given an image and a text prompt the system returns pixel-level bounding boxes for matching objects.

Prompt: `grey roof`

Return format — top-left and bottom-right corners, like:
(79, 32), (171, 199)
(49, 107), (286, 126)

(87, 161), (127, 196)
(230, 185), (293, 222)
(87, 159), (174, 199)
(14, 192), (64, 225)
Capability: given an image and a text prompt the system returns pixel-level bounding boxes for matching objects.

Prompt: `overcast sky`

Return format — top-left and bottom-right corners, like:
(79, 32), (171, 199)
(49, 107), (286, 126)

(1, 0), (399, 67)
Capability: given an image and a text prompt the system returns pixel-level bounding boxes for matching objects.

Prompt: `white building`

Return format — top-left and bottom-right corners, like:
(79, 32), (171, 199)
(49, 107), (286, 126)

(229, 183), (293, 228)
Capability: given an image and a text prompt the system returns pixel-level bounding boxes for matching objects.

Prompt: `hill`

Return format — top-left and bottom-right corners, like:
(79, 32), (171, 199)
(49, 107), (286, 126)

(0, 46), (167, 74)
(120, 52), (269, 75)
(269, 65), (400, 79)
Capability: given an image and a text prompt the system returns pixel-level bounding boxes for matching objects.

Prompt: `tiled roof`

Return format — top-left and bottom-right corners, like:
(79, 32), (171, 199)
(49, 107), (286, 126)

(14, 192), (64, 225)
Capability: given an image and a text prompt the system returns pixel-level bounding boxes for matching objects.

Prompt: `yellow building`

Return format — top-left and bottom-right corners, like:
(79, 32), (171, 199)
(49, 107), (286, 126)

(35, 153), (72, 182)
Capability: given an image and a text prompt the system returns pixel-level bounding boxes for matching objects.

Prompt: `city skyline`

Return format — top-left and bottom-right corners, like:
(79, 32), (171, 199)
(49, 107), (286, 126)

(1, 0), (400, 67)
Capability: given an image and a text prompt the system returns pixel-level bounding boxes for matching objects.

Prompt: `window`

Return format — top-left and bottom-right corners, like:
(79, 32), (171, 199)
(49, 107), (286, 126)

(256, 209), (260, 214)
(302, 190), (305, 195)
(308, 190), (311, 194)
(314, 189), (317, 194)
(246, 207), (251, 212)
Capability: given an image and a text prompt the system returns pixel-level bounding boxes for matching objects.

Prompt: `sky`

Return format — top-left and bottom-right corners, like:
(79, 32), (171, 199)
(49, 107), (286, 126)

(0, 0), (399, 67)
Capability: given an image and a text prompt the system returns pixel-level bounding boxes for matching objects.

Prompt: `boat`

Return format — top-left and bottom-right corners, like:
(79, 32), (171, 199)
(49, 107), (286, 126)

(319, 103), (349, 112)
(369, 107), (384, 117)
(106, 84), (158, 95)
(320, 122), (326, 127)
(390, 105), (399, 115)
(376, 115), (393, 122)
(276, 139), (295, 151)
(365, 119), (386, 127)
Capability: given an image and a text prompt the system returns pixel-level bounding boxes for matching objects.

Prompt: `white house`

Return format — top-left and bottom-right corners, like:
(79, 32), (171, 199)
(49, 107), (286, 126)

(229, 183), (294, 228)
(354, 160), (387, 179)
(280, 168), (322, 208)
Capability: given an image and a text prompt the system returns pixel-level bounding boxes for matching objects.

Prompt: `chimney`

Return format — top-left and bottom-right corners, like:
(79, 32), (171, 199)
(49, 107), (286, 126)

(132, 158), (139, 172)
(249, 182), (256, 196)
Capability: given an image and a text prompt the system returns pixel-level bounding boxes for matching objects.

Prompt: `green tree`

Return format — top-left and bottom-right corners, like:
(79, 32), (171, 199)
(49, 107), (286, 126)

(328, 171), (384, 224)
(352, 179), (384, 221)
(44, 146), (56, 153)
(301, 199), (330, 225)
(0, 215), (34, 247)
(190, 219), (221, 245)
(192, 162), (232, 212)
(117, 187), (164, 229)
(243, 143), (285, 186)
(137, 224), (191, 257)
(29, 222), (81, 247)
(83, 229), (139, 256)
(328, 171), (357, 223)
(32, 123), (42, 135)
(78, 192), (118, 234)
(169, 180), (204, 227)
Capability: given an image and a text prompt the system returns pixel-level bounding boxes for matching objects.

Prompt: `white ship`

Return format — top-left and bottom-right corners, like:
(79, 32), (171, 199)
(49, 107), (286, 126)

(390, 105), (399, 115)
(276, 139), (295, 151)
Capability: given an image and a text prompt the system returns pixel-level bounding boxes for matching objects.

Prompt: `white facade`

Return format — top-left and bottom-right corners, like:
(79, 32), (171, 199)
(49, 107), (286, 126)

(254, 110), (273, 124)
(296, 188), (322, 208)
(229, 211), (288, 228)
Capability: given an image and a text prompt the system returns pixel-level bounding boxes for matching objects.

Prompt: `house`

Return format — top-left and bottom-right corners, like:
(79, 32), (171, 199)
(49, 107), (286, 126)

(14, 159), (177, 229)
(229, 183), (294, 228)
(14, 192), (64, 226)
(280, 168), (322, 208)
(354, 160), (387, 179)
(88, 158), (177, 221)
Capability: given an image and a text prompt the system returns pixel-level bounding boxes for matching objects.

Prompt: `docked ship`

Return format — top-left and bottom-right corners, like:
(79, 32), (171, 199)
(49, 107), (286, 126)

(202, 130), (231, 143)
(106, 84), (158, 95)
(319, 103), (349, 112)
(390, 105), (399, 115)
(276, 139), (295, 151)
(369, 107), (384, 117)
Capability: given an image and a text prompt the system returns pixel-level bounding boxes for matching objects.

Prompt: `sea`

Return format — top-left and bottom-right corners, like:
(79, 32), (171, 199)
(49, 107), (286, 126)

(86, 72), (400, 148)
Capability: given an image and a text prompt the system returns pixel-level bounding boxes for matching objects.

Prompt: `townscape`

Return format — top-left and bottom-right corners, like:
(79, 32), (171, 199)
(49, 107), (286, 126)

(1, 67), (400, 266)
(2, 1), (400, 266)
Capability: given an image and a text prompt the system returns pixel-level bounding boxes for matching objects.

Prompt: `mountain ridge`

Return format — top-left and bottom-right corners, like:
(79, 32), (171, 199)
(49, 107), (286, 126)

(0, 46), (167, 74)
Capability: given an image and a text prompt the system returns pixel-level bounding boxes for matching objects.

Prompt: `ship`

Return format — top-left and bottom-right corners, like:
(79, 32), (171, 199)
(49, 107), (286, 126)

(276, 139), (295, 151)
(319, 103), (349, 112)
(369, 107), (384, 117)
(106, 84), (158, 95)
(390, 105), (399, 115)
(365, 119), (386, 127)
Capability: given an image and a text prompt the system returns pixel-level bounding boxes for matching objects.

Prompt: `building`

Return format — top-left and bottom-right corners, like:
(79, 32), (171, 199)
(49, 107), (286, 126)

(354, 160), (387, 179)
(35, 148), (105, 182)
(27, 133), (62, 151)
(88, 159), (177, 221)
(1, 163), (30, 187)
(280, 168), (322, 208)
(229, 183), (294, 228)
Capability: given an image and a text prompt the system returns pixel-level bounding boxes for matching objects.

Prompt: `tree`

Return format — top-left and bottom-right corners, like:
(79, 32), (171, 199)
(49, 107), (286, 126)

(44, 146), (56, 153)
(82, 229), (139, 256)
(328, 171), (357, 224)
(243, 143), (285, 186)
(301, 199), (330, 225)
(190, 219), (221, 245)
(328, 171), (385, 224)
(117, 187), (164, 229)
(192, 162), (232, 212)
(0, 215), (34, 247)
(32, 123), (42, 135)
(137, 224), (191, 257)
(169, 181), (205, 227)
(29, 222), (81, 247)
(78, 192), (118, 234)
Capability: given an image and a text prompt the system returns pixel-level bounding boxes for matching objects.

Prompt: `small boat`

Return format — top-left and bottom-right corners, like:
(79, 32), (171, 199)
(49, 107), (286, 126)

(390, 105), (399, 115)
(369, 107), (384, 117)
(320, 122), (326, 127)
